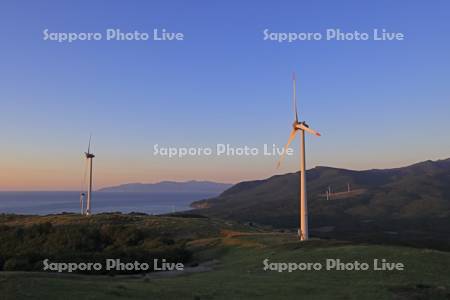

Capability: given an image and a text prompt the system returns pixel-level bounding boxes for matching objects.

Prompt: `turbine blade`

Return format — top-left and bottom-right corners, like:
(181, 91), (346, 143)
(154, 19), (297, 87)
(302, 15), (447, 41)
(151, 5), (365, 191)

(277, 129), (298, 169)
(87, 134), (92, 154)
(298, 124), (321, 137)
(293, 72), (298, 122)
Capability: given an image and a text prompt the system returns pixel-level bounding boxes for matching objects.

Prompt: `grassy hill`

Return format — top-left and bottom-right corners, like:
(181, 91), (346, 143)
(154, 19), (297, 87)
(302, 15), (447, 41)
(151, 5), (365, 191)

(190, 158), (450, 250)
(0, 213), (253, 273)
(1, 227), (450, 299)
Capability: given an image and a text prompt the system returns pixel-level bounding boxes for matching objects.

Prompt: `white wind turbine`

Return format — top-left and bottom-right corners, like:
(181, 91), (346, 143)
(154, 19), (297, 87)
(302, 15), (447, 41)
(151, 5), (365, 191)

(277, 73), (321, 241)
(84, 135), (95, 216)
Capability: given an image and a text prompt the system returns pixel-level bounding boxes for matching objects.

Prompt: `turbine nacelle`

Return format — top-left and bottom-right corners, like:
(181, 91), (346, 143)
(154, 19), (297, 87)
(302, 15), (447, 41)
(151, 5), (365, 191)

(293, 120), (309, 129)
(85, 152), (95, 159)
(291, 121), (321, 137)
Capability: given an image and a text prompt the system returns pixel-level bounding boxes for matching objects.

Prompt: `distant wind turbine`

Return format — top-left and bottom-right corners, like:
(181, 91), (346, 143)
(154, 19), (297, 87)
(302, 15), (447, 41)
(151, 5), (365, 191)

(80, 192), (85, 215)
(277, 73), (321, 241)
(84, 135), (95, 216)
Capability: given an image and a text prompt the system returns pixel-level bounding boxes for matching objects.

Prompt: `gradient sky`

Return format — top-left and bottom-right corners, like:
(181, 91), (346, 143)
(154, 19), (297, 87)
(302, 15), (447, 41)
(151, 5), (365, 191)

(0, 1), (449, 190)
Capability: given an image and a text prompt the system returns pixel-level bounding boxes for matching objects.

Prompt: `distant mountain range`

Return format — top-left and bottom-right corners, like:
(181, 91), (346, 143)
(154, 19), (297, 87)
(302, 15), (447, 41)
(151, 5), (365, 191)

(98, 180), (232, 194)
(189, 158), (450, 250)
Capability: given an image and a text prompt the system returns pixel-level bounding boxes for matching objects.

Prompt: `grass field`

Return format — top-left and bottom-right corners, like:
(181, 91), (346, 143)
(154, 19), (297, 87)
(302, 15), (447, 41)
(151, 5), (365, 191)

(1, 216), (449, 300)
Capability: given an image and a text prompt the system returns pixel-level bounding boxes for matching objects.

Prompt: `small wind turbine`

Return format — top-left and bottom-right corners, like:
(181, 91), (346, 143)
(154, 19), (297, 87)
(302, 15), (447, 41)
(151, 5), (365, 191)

(80, 192), (85, 214)
(277, 73), (321, 241)
(84, 135), (95, 216)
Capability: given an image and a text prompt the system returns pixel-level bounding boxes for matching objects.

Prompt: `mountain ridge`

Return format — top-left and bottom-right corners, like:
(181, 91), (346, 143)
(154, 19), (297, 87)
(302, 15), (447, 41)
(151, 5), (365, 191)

(98, 180), (232, 194)
(189, 158), (450, 249)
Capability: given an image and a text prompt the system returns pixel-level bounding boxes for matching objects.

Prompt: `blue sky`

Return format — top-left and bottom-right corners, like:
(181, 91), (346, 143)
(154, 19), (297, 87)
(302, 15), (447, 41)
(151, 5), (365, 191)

(0, 1), (449, 190)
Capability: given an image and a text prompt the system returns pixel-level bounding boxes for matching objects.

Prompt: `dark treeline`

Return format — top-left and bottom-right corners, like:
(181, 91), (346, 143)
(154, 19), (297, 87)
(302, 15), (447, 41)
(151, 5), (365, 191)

(0, 216), (191, 274)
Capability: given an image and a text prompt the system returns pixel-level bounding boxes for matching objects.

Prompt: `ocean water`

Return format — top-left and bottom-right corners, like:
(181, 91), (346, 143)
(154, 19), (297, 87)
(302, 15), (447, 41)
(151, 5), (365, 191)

(0, 192), (213, 215)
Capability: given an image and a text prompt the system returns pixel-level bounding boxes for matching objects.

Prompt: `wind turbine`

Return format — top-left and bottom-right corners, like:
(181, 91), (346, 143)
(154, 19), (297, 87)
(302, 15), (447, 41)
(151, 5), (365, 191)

(84, 135), (95, 216)
(80, 192), (85, 214)
(277, 73), (321, 241)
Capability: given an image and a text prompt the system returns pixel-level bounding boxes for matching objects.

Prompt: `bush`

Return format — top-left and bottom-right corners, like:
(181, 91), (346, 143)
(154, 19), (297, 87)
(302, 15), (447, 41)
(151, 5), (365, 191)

(4, 257), (33, 271)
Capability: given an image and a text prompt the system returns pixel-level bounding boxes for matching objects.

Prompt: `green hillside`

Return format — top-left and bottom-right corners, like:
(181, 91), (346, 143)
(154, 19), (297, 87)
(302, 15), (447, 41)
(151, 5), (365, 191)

(0, 213), (254, 273)
(1, 230), (450, 300)
(1, 214), (450, 299)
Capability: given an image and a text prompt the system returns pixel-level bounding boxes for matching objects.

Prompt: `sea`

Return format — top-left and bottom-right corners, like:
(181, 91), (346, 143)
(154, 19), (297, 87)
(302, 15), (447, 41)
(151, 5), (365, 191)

(0, 192), (214, 215)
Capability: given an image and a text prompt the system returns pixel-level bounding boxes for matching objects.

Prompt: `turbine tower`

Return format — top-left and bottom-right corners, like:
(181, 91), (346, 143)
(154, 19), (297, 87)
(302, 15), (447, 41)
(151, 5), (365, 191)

(277, 73), (321, 241)
(84, 136), (95, 216)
